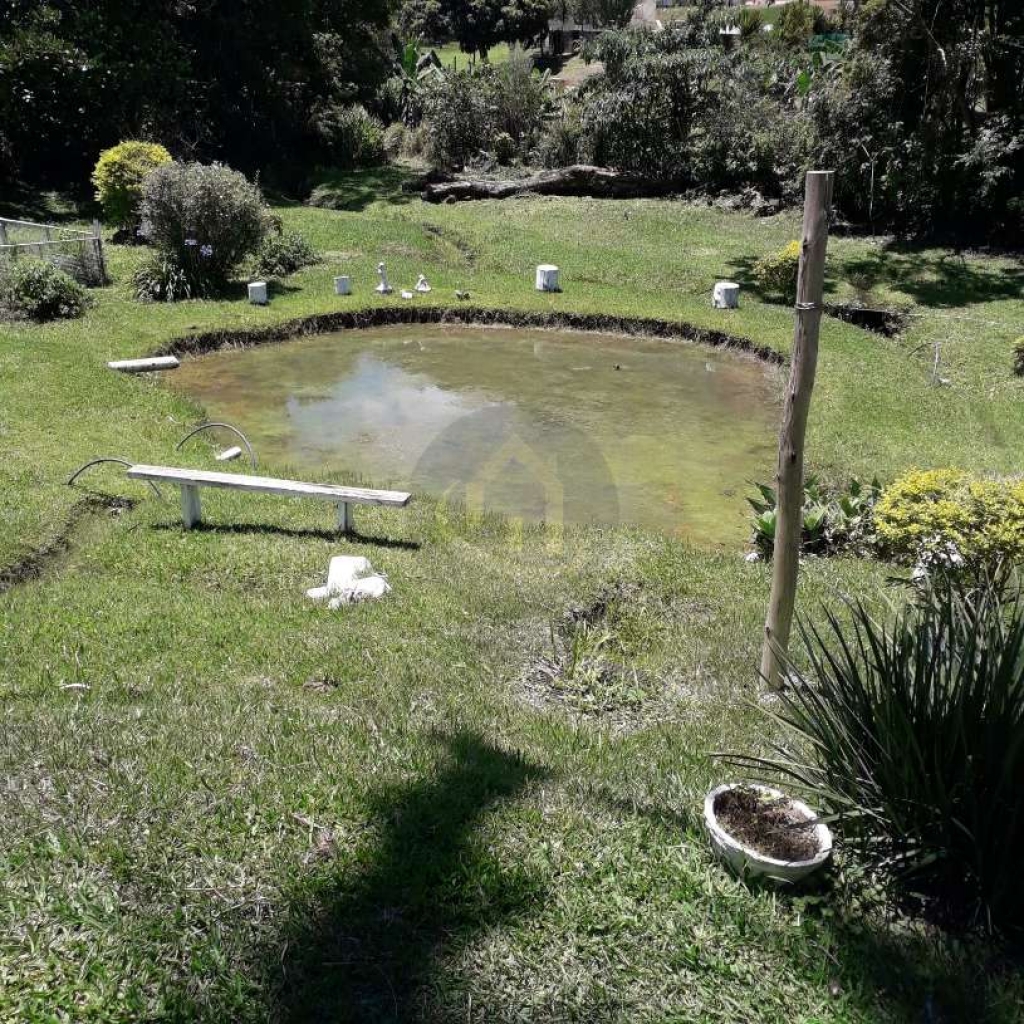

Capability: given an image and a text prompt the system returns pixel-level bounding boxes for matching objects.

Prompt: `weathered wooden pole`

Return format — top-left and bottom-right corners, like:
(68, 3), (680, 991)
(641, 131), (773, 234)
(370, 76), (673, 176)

(759, 169), (834, 688)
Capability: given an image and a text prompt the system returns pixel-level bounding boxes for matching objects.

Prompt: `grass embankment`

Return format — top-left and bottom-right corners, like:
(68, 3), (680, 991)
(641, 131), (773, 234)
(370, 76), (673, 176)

(1, 175), (1022, 1021)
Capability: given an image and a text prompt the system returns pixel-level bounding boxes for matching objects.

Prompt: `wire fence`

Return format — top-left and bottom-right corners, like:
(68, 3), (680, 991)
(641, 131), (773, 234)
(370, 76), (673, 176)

(0, 216), (107, 286)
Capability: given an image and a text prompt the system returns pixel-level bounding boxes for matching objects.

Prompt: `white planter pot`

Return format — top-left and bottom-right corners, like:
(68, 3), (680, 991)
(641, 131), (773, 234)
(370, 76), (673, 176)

(704, 783), (832, 884)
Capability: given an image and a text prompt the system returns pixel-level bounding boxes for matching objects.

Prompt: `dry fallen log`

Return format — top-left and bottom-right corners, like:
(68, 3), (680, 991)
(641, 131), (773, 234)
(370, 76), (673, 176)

(421, 165), (676, 203)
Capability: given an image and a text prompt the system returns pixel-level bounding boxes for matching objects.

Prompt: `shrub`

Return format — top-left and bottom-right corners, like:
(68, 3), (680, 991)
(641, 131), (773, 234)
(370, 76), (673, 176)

(493, 132), (516, 165)
(538, 103), (586, 168)
(133, 253), (204, 303)
(875, 469), (1024, 573)
(310, 104), (385, 169)
(490, 46), (550, 148)
(748, 476), (880, 558)
(139, 162), (271, 297)
(383, 122), (408, 161)
(91, 141), (172, 229)
(253, 230), (321, 278)
(752, 240), (801, 297)
(775, 1), (818, 47)
(738, 579), (1024, 933)
(422, 71), (492, 169)
(0, 261), (90, 321)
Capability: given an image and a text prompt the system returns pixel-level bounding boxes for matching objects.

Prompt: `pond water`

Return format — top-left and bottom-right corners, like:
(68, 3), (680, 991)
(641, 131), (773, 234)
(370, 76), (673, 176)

(169, 325), (780, 545)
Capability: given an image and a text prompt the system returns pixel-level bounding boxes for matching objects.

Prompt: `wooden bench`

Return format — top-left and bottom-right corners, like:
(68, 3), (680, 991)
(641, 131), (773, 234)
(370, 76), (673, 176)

(126, 465), (412, 532)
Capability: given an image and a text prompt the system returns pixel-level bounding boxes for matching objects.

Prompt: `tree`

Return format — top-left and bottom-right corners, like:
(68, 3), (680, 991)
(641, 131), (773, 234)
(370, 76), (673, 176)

(0, 0), (392, 187)
(441, 0), (553, 59)
(569, 0), (634, 28)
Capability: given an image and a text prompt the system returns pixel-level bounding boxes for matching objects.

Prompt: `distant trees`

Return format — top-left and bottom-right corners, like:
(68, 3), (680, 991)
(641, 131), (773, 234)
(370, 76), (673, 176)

(567, 0), (635, 28)
(398, 0), (553, 58)
(0, 0), (392, 188)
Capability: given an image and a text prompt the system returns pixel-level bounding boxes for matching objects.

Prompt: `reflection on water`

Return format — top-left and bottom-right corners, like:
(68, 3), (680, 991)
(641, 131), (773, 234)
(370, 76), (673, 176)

(169, 325), (780, 545)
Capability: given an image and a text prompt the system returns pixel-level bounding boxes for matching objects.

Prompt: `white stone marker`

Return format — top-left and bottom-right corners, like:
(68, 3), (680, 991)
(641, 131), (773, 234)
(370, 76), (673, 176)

(334, 275), (351, 296)
(713, 281), (740, 309)
(248, 280), (268, 305)
(306, 554), (390, 607)
(535, 264), (560, 292)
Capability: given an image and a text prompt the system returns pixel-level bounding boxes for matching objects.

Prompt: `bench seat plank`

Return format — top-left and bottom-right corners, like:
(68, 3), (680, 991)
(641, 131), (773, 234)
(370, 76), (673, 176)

(127, 465), (411, 507)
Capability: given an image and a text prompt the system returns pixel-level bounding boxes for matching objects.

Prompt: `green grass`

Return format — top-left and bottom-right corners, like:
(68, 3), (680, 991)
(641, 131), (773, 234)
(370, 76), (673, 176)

(1, 172), (1023, 1021)
(430, 41), (515, 70)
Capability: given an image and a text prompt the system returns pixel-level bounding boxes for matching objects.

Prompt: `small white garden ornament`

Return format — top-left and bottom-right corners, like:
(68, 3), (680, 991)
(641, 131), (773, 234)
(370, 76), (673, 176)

(415, 274), (431, 293)
(375, 262), (393, 295)
(306, 555), (391, 607)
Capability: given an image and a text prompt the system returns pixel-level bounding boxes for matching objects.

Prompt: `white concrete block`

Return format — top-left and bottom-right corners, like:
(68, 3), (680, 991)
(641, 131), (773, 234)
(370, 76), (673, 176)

(334, 275), (351, 296)
(535, 264), (560, 292)
(216, 446), (242, 462)
(713, 281), (740, 309)
(248, 281), (269, 305)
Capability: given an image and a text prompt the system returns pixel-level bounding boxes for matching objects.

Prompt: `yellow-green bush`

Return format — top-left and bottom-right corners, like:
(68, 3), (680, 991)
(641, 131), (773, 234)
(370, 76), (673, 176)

(752, 240), (801, 297)
(91, 141), (172, 229)
(875, 469), (1024, 567)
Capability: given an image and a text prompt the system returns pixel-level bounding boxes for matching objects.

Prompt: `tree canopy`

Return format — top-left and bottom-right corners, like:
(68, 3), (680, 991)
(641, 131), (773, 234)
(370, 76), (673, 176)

(0, 0), (392, 187)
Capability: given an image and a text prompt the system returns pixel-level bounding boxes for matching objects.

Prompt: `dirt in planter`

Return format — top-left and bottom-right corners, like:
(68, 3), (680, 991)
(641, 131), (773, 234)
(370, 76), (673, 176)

(715, 786), (820, 862)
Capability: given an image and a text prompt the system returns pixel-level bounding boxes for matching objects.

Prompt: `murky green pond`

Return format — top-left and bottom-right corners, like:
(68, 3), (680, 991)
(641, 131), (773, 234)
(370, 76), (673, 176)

(169, 325), (780, 545)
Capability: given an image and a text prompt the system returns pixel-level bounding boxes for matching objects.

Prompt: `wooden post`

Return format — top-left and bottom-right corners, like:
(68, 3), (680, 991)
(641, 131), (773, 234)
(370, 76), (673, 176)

(91, 220), (108, 284)
(759, 170), (834, 689)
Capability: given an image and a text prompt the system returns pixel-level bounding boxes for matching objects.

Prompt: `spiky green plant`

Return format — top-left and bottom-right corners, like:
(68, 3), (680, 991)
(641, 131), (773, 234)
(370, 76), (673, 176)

(733, 579), (1024, 933)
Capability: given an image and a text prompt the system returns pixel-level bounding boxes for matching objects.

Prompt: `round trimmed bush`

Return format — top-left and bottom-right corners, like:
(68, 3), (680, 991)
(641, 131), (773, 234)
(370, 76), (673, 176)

(753, 240), (801, 298)
(310, 104), (385, 169)
(253, 230), (321, 278)
(875, 468), (1024, 571)
(1, 261), (90, 321)
(91, 141), (172, 230)
(139, 162), (272, 297)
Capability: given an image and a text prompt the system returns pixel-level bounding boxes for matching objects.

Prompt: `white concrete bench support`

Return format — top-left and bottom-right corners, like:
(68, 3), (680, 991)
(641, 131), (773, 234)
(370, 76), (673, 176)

(126, 464), (411, 534)
(337, 501), (354, 533)
(181, 484), (202, 528)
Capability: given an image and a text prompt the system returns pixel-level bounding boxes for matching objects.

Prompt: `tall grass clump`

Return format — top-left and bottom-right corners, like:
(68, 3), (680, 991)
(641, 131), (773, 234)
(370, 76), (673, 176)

(738, 578), (1024, 933)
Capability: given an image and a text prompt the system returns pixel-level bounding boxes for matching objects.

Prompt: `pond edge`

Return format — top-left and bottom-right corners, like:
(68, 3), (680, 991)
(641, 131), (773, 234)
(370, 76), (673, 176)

(158, 305), (786, 365)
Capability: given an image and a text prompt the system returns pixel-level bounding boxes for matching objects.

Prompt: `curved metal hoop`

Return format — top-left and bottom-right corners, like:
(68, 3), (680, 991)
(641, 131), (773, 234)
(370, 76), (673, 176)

(67, 457), (164, 500)
(175, 422), (258, 469)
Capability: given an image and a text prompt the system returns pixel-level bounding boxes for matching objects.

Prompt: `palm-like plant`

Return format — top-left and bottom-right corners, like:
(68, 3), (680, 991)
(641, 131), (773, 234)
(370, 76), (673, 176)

(731, 579), (1024, 933)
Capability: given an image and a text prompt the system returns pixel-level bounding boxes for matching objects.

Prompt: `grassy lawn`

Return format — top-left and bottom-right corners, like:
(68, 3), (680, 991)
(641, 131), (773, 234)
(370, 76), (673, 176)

(1, 172), (1023, 1021)
(430, 41), (515, 70)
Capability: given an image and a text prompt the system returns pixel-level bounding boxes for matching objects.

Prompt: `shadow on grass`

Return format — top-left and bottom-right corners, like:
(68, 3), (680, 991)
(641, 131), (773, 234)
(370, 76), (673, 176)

(150, 520), (421, 550)
(832, 918), (1024, 1023)
(0, 182), (91, 223)
(264, 730), (546, 1022)
(307, 167), (421, 213)
(834, 244), (1024, 308)
(728, 244), (1024, 311)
